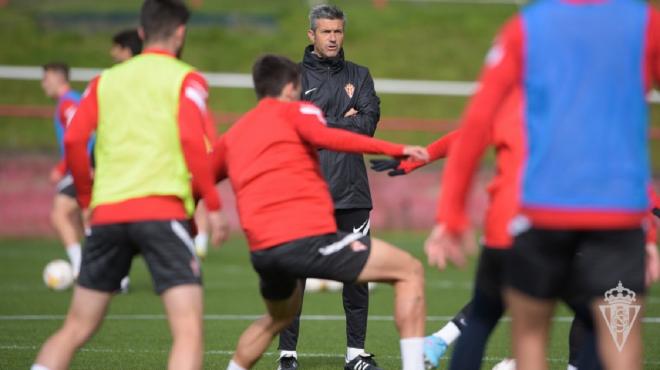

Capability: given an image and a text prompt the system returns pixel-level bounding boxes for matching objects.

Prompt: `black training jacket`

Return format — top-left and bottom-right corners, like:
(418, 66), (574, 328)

(300, 45), (381, 210)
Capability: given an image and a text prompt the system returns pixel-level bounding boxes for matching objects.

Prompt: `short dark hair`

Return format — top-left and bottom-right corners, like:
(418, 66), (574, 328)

(112, 29), (143, 56)
(140, 0), (190, 43)
(252, 55), (301, 100)
(42, 62), (70, 81)
(309, 4), (345, 30)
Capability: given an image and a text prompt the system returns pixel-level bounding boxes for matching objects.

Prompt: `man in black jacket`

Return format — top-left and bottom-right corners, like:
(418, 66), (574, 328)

(276, 4), (382, 370)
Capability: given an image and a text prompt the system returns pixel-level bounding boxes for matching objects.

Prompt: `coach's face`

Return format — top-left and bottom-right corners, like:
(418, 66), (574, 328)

(308, 19), (344, 59)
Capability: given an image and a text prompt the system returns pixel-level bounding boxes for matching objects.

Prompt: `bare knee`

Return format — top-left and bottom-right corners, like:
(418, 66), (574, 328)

(266, 299), (300, 333)
(268, 309), (297, 333)
(405, 256), (425, 286)
(171, 316), (203, 341)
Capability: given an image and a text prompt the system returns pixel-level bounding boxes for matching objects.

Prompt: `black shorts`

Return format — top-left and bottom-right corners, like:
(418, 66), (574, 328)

(474, 246), (510, 299)
(55, 175), (76, 199)
(506, 228), (645, 300)
(77, 219), (201, 294)
(250, 232), (371, 300)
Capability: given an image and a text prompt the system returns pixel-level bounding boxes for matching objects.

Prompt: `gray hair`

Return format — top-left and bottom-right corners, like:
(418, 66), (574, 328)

(309, 4), (346, 31)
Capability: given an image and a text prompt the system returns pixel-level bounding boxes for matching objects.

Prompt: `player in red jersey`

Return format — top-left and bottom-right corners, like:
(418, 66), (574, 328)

(422, 3), (660, 369)
(214, 55), (429, 370)
(374, 87), (660, 369)
(373, 89), (525, 370)
(31, 1), (225, 369)
(41, 62), (85, 277)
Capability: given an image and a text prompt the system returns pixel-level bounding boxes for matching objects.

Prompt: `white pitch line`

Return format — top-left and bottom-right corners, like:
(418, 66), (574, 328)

(3, 344), (660, 365)
(2, 314), (660, 323)
(1, 65), (658, 102)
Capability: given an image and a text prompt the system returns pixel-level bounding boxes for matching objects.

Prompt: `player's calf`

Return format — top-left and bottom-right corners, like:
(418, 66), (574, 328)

(356, 238), (426, 370)
(33, 286), (112, 370)
(230, 284), (303, 370)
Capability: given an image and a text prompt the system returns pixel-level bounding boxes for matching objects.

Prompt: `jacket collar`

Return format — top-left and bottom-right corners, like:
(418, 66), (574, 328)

(302, 44), (345, 73)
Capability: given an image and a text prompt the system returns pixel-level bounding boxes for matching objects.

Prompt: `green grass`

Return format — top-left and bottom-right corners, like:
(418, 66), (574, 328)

(0, 0), (507, 152)
(0, 1), (516, 78)
(1, 234), (659, 369)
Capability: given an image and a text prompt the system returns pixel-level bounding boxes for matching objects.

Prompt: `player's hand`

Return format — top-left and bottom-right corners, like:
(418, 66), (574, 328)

(208, 210), (230, 247)
(344, 108), (358, 117)
(646, 243), (660, 287)
(402, 146), (429, 162)
(49, 168), (63, 184)
(369, 159), (407, 176)
(425, 224), (474, 269)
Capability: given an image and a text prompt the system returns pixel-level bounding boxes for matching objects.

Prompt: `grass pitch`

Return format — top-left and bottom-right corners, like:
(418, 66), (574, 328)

(1, 233), (659, 369)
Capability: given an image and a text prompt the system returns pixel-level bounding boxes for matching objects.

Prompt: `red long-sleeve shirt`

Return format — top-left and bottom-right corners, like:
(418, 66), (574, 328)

(423, 88), (658, 248)
(212, 98), (405, 250)
(647, 188), (660, 243)
(64, 49), (221, 225)
(436, 89), (525, 248)
(396, 130), (459, 174)
(438, 6), (660, 234)
(54, 93), (79, 176)
(402, 90), (524, 248)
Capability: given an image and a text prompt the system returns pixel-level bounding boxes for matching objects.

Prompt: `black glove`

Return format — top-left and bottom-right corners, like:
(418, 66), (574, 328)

(369, 159), (406, 176)
(652, 207), (660, 219)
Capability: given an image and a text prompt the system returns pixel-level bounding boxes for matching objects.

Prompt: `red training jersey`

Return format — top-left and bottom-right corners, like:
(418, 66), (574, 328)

(434, 89), (525, 248)
(437, 7), (660, 233)
(64, 48), (221, 225)
(212, 98), (405, 251)
(54, 91), (80, 176)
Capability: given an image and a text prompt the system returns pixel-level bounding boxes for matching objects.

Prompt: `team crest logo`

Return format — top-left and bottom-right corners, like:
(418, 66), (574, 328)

(344, 83), (355, 98)
(599, 281), (641, 351)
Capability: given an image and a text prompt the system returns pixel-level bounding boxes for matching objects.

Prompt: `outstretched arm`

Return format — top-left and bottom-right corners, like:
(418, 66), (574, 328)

(371, 130), (460, 176)
(426, 16), (524, 269)
(293, 103), (428, 161)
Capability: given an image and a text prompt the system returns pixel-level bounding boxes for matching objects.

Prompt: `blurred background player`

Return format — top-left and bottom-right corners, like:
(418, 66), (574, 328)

(31, 1), (226, 369)
(41, 62), (84, 277)
(372, 91), (606, 370)
(106, 27), (220, 261)
(113, 20), (222, 261)
(424, 1), (660, 370)
(277, 5), (383, 370)
(214, 54), (428, 370)
(110, 29), (143, 63)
